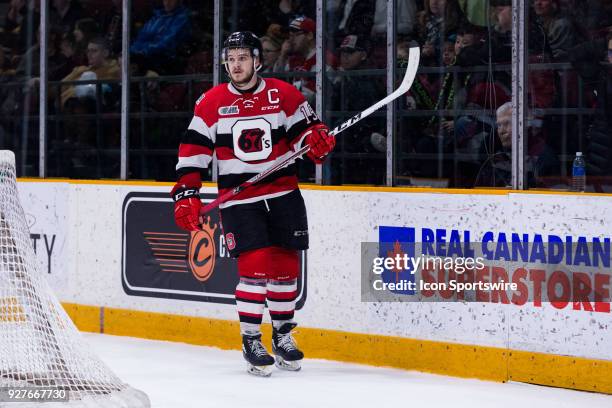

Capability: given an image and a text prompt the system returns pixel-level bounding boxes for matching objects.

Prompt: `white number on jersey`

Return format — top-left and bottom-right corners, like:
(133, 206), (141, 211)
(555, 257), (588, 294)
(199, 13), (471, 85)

(300, 103), (319, 124)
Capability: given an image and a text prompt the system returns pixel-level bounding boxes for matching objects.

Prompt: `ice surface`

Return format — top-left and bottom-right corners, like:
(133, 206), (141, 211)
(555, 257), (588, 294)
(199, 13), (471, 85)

(84, 333), (612, 408)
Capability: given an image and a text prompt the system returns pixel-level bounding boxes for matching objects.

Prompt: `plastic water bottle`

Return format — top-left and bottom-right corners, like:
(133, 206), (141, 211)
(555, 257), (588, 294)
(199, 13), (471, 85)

(571, 152), (586, 192)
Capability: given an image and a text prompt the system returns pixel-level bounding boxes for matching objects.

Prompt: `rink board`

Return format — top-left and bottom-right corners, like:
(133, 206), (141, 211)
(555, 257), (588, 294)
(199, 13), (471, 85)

(16, 179), (612, 394)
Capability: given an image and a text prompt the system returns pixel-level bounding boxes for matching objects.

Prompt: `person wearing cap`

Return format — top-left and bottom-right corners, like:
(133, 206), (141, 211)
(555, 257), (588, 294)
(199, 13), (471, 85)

(331, 34), (386, 184)
(274, 15), (316, 73)
(335, 34), (382, 111)
(274, 16), (336, 104)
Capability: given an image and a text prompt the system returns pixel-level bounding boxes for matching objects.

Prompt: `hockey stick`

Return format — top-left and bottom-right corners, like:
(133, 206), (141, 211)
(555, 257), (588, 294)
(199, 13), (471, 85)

(200, 47), (420, 215)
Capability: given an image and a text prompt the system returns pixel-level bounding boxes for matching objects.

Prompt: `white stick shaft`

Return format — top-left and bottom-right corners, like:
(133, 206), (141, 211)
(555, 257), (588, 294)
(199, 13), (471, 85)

(329, 47), (420, 137)
(201, 47), (420, 214)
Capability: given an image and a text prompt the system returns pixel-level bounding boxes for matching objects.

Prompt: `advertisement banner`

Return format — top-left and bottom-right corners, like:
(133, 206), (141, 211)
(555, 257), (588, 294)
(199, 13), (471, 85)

(121, 192), (307, 307)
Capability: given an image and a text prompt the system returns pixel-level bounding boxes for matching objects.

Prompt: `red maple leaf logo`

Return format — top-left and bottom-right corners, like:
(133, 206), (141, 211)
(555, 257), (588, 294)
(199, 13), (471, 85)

(386, 240), (407, 283)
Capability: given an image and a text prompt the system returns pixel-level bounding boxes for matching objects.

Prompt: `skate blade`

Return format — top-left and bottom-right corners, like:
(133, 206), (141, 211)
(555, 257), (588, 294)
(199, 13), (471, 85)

(246, 363), (273, 377)
(275, 356), (301, 371)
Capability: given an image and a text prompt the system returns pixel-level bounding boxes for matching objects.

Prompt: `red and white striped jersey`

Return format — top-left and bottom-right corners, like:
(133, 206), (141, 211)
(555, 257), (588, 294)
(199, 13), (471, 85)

(176, 77), (320, 208)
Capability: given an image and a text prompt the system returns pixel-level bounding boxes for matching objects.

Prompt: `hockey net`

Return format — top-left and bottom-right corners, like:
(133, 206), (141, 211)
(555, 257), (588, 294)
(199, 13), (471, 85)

(0, 150), (150, 407)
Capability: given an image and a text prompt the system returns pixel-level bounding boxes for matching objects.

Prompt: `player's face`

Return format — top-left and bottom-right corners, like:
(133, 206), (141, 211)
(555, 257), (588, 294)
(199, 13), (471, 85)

(226, 48), (256, 86)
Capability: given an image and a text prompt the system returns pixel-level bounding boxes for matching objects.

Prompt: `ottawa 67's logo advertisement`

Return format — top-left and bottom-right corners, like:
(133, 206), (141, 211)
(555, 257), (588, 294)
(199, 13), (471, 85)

(121, 191), (307, 306)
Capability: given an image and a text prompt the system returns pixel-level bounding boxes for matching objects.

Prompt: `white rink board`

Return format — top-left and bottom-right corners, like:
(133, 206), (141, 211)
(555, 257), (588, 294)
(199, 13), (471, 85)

(16, 181), (612, 362)
(16, 182), (69, 292)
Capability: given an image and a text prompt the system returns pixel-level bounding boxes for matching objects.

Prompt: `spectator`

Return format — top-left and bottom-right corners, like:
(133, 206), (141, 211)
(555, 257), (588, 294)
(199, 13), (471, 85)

(475, 102), (559, 187)
(0, 45), (20, 121)
(260, 35), (283, 73)
(331, 34), (386, 184)
(4, 0), (41, 54)
(406, 35), (463, 179)
(275, 0), (315, 27)
(474, 101), (512, 186)
(371, 0), (416, 38)
(454, 24), (484, 58)
(275, 16), (316, 72)
(101, 0), (123, 55)
(533, 0), (580, 61)
(457, 0), (488, 27)
(416, 0), (465, 65)
(459, 0), (546, 64)
(50, 0), (86, 35)
(17, 26), (71, 80)
(275, 16), (336, 104)
(370, 0), (417, 67)
(450, 25), (505, 168)
(442, 39), (456, 66)
(130, 0), (191, 75)
(571, 31), (612, 180)
(583, 0), (612, 39)
(334, 0), (376, 39)
(59, 37), (119, 108)
(0, 47), (16, 78)
(60, 32), (81, 69)
(73, 18), (100, 65)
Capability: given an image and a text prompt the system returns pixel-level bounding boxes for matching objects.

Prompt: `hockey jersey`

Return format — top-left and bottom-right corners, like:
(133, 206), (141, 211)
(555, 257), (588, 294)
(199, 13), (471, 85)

(176, 77), (321, 208)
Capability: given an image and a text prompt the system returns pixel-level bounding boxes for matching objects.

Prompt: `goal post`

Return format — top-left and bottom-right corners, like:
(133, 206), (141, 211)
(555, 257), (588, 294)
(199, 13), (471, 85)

(0, 150), (150, 407)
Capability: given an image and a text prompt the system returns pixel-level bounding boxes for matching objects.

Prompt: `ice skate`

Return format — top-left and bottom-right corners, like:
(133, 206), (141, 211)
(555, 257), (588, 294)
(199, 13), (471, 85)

(242, 333), (274, 377)
(272, 322), (304, 371)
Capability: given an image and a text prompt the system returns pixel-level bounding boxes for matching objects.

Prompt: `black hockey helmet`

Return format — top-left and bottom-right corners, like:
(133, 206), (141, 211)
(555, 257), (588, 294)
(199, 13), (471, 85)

(222, 31), (263, 66)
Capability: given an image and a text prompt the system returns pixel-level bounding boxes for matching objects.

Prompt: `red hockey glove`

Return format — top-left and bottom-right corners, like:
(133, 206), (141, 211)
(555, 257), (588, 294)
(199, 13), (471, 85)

(171, 174), (202, 231)
(305, 124), (335, 164)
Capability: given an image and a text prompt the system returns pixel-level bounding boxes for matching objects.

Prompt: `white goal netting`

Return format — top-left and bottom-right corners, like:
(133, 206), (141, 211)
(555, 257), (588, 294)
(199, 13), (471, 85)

(0, 150), (150, 407)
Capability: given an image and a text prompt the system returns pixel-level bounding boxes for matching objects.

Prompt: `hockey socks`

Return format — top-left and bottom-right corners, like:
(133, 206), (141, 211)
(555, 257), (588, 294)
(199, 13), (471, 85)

(267, 278), (298, 328)
(236, 277), (266, 335)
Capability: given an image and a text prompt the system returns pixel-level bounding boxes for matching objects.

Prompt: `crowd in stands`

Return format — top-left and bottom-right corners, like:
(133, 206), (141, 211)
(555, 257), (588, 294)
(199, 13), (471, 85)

(216, 0), (610, 187)
(0, 0), (610, 186)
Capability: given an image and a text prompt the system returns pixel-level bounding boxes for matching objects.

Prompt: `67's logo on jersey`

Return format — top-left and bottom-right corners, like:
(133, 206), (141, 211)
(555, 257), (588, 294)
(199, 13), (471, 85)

(238, 128), (270, 153)
(232, 118), (272, 161)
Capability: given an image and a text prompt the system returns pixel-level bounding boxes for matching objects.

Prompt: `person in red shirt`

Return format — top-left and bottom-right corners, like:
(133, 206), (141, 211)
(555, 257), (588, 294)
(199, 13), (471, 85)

(171, 31), (335, 377)
(274, 16), (337, 104)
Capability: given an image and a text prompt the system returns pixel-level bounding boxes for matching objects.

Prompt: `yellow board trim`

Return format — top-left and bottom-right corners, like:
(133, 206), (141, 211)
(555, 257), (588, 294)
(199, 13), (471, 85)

(62, 303), (612, 394)
(17, 177), (612, 197)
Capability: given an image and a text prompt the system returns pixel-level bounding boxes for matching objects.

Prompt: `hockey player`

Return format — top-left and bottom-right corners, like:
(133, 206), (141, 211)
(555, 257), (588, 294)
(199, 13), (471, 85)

(171, 31), (335, 376)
